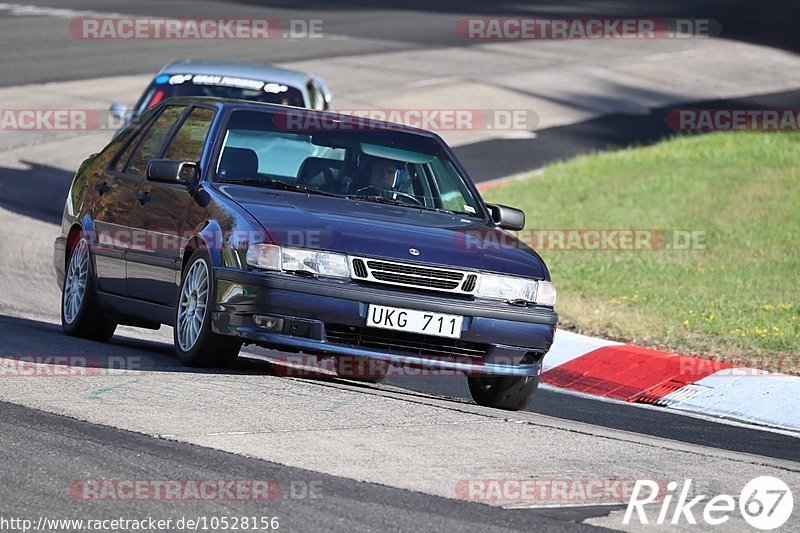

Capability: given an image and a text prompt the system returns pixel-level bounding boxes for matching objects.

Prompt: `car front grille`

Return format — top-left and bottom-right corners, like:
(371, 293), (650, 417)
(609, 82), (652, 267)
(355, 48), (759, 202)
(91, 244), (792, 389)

(349, 256), (477, 295)
(352, 258), (368, 278)
(325, 323), (489, 360)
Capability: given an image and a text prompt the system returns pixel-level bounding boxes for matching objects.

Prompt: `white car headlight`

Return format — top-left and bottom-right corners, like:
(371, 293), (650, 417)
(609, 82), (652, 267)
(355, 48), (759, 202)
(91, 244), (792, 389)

(476, 274), (556, 306)
(246, 244), (350, 279)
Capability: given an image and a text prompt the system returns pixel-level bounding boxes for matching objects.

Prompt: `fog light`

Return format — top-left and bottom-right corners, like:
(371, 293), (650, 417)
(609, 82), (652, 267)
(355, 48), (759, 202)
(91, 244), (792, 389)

(254, 315), (284, 331)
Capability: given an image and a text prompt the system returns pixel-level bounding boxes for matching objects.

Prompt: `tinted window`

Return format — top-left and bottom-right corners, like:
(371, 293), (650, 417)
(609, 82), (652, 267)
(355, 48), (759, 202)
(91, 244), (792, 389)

(112, 130), (140, 172)
(114, 136), (137, 172)
(163, 107), (216, 162)
(221, 130), (344, 178)
(112, 107), (162, 172)
(215, 110), (484, 217)
(125, 106), (185, 176)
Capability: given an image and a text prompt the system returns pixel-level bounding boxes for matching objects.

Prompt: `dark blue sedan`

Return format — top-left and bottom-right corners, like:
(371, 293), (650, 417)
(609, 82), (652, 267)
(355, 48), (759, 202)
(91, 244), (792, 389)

(54, 98), (557, 410)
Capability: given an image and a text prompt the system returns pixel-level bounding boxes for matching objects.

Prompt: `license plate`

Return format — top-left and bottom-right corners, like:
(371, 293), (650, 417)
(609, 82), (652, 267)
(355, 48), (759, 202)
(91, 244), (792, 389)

(366, 304), (464, 339)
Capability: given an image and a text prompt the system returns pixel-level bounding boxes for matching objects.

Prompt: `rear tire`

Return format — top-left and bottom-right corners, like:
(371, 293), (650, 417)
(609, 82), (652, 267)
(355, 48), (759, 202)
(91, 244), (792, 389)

(174, 250), (241, 367)
(61, 236), (117, 342)
(467, 375), (539, 411)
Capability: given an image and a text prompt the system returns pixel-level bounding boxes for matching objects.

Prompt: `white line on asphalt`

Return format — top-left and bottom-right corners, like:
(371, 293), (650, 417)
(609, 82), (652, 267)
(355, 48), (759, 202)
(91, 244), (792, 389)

(0, 3), (125, 18)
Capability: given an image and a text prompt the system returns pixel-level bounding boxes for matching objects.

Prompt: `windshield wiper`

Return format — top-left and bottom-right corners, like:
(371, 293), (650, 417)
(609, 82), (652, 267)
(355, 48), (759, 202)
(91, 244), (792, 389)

(347, 194), (456, 214)
(219, 178), (341, 197)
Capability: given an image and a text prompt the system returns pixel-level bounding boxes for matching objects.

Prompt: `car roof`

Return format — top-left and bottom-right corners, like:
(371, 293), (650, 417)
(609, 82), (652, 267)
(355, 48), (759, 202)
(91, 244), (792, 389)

(157, 60), (312, 88)
(161, 96), (441, 139)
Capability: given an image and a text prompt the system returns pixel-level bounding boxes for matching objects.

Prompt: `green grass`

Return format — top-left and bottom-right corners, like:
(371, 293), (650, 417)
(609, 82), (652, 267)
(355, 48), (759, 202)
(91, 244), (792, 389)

(482, 131), (800, 368)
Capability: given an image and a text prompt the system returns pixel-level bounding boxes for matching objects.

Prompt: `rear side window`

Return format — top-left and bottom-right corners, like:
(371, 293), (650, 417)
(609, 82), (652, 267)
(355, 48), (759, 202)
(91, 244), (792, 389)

(163, 107), (216, 162)
(113, 132), (140, 172)
(125, 105), (185, 176)
(111, 106), (162, 172)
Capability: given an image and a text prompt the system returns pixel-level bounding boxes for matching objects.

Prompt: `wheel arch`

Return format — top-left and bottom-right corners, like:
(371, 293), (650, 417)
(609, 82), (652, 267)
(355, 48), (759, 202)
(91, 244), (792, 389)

(65, 216), (97, 267)
(181, 219), (225, 273)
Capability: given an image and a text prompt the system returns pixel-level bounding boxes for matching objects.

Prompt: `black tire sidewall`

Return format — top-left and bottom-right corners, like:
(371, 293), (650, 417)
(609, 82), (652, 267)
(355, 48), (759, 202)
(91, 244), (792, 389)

(61, 235), (115, 340)
(174, 251), (213, 364)
(468, 375), (540, 411)
(174, 249), (240, 367)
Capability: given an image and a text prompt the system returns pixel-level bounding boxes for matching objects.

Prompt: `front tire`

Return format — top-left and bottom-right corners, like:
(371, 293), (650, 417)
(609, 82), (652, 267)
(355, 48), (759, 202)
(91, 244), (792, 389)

(467, 375), (539, 411)
(61, 236), (117, 342)
(174, 250), (241, 367)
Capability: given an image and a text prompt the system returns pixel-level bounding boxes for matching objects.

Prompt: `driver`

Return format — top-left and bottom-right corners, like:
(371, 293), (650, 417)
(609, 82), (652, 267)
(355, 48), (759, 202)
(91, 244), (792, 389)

(353, 158), (423, 207)
(367, 158), (398, 191)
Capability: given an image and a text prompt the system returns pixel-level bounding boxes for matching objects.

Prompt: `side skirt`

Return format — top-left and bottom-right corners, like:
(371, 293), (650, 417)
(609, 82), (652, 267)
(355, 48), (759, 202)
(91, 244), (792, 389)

(97, 292), (173, 328)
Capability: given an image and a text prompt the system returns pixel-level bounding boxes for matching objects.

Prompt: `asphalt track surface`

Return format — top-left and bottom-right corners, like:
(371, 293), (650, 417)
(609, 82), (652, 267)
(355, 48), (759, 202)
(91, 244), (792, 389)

(0, 399), (600, 531)
(0, 0), (797, 88)
(0, 1), (799, 530)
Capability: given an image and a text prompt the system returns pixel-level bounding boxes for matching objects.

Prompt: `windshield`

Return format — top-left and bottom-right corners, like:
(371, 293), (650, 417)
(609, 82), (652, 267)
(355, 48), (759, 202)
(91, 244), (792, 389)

(213, 110), (485, 217)
(134, 74), (306, 113)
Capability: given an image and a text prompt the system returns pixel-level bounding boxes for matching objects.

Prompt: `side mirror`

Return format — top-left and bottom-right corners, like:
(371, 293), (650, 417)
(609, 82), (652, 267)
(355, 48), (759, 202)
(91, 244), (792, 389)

(487, 204), (525, 231)
(109, 102), (129, 119)
(146, 159), (198, 184)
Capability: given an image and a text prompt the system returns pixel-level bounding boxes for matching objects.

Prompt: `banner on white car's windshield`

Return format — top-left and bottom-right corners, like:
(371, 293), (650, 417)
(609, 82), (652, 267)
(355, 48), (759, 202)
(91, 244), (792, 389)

(161, 73), (289, 94)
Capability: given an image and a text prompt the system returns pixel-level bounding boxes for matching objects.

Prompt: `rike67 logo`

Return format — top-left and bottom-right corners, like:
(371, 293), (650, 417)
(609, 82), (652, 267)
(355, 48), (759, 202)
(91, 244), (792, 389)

(625, 476), (794, 530)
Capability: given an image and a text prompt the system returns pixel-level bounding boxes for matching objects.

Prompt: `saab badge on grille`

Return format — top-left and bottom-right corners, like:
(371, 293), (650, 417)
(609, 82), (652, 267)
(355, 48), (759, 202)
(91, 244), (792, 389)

(409, 248), (420, 256)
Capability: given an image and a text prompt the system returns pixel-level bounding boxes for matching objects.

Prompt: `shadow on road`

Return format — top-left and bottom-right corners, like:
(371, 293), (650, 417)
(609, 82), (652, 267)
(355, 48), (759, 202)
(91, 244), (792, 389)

(0, 312), (476, 409)
(2, 313), (798, 461)
(0, 313), (273, 376)
(0, 313), (458, 388)
(0, 161), (74, 225)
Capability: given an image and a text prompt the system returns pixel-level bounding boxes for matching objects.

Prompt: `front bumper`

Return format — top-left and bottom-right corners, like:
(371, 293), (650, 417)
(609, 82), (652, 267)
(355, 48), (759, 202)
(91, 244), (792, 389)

(213, 268), (557, 377)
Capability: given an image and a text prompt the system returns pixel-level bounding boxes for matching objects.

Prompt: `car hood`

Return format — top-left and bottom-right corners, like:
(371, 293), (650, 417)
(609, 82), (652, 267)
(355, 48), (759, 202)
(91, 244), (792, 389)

(219, 185), (549, 280)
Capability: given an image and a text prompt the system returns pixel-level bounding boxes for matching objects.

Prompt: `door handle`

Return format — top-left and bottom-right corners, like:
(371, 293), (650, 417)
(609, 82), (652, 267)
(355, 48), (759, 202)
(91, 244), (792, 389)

(134, 191), (150, 205)
(94, 182), (110, 195)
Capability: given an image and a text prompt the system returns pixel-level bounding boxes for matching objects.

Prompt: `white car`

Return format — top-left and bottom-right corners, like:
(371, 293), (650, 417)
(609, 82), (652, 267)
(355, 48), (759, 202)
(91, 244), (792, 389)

(110, 59), (332, 126)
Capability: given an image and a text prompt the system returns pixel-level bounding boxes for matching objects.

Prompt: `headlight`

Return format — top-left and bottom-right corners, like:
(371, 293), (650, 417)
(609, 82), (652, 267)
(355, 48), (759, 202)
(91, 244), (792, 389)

(476, 274), (556, 306)
(246, 244), (350, 279)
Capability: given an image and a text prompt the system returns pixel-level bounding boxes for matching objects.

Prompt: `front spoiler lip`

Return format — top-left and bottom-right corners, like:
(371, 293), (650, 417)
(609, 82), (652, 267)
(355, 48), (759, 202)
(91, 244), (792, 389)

(236, 328), (541, 377)
(215, 267), (558, 326)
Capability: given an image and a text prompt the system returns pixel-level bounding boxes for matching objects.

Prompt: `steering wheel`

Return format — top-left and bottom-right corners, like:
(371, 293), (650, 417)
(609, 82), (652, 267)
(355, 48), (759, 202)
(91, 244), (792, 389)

(356, 186), (423, 205)
(391, 191), (423, 206)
